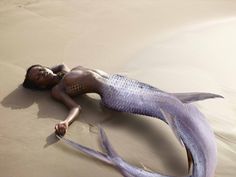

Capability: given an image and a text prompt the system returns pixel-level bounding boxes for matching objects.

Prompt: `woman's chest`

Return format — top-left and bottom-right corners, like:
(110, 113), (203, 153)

(63, 72), (95, 96)
(62, 73), (89, 96)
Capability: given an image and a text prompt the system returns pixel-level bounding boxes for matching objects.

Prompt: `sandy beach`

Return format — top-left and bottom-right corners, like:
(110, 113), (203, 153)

(1, 0), (236, 177)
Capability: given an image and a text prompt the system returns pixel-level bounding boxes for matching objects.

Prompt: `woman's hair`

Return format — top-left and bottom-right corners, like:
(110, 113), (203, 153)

(22, 64), (46, 90)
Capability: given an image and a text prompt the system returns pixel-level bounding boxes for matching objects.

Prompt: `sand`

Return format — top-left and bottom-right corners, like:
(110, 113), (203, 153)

(0, 0), (236, 177)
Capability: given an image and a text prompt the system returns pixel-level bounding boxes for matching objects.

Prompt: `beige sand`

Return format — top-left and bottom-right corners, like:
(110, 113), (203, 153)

(1, 0), (236, 177)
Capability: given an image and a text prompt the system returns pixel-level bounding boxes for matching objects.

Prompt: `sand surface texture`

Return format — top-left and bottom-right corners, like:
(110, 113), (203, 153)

(1, 0), (236, 177)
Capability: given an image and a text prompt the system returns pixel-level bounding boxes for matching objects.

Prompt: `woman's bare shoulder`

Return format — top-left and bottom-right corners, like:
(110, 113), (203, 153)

(51, 84), (64, 99)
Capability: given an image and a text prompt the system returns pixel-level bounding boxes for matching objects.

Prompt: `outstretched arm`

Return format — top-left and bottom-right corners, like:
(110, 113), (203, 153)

(50, 64), (70, 74)
(51, 85), (81, 136)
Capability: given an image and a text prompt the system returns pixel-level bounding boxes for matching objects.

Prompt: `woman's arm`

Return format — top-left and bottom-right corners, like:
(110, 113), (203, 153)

(50, 64), (70, 74)
(51, 85), (81, 136)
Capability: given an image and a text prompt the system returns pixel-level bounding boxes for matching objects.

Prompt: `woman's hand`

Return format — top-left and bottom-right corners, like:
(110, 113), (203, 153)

(55, 121), (69, 136)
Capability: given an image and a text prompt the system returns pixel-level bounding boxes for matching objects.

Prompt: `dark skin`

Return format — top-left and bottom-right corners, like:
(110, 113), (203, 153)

(26, 64), (109, 136)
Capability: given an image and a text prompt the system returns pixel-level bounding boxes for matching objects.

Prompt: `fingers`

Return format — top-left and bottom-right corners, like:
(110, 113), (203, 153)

(55, 123), (68, 136)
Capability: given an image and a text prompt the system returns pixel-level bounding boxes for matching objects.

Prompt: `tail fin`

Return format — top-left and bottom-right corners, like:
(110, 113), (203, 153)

(99, 127), (119, 159)
(172, 92), (223, 103)
(56, 131), (134, 177)
(98, 128), (171, 177)
(57, 128), (174, 177)
(56, 135), (113, 165)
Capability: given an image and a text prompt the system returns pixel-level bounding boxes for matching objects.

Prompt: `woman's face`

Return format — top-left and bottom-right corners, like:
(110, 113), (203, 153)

(27, 66), (56, 89)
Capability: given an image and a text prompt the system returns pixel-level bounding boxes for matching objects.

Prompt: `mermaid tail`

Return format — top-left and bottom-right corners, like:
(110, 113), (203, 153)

(100, 74), (223, 105)
(100, 74), (222, 121)
(58, 74), (221, 177)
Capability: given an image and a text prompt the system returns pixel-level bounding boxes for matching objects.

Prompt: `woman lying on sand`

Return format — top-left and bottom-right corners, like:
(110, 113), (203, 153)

(23, 64), (222, 177)
(23, 64), (109, 136)
(23, 64), (220, 136)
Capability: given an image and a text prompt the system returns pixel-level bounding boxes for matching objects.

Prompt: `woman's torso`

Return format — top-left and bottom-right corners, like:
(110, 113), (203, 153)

(58, 67), (174, 118)
(59, 66), (107, 96)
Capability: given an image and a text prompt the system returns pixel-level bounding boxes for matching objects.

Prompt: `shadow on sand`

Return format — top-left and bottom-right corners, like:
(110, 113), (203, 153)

(1, 85), (111, 147)
(1, 85), (187, 174)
